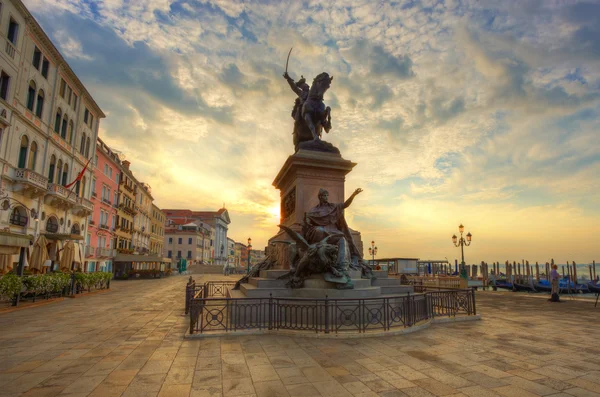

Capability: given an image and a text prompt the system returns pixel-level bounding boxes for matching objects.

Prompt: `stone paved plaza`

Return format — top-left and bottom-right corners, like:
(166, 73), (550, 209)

(0, 271), (599, 397)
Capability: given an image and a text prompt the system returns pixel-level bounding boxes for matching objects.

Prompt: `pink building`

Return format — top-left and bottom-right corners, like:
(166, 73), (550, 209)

(84, 138), (120, 272)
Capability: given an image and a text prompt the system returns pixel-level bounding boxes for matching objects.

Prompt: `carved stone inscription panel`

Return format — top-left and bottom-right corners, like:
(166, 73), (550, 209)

(281, 186), (296, 221)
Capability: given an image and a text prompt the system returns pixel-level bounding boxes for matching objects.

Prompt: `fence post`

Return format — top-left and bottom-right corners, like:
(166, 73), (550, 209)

(471, 287), (477, 315)
(407, 292), (412, 327)
(268, 293), (273, 331)
(324, 295), (329, 334)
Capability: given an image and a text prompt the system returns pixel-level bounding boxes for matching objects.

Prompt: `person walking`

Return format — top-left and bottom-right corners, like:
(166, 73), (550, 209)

(549, 264), (560, 302)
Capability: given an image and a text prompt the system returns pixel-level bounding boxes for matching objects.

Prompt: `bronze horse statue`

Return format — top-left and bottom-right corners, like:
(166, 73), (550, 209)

(283, 50), (335, 152)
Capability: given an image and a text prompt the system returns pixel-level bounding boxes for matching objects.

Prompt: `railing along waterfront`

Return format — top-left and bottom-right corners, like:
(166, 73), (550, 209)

(188, 282), (476, 335)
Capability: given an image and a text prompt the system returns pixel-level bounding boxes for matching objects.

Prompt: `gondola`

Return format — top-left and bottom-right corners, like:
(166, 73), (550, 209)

(588, 282), (600, 294)
(494, 281), (513, 290)
(513, 282), (536, 292)
(534, 282), (552, 292)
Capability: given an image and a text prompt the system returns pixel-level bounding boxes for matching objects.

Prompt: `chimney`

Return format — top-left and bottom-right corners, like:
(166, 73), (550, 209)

(122, 160), (130, 170)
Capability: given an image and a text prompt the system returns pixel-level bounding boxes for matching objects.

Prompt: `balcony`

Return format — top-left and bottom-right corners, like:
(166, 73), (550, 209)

(73, 197), (94, 216)
(46, 183), (74, 209)
(91, 191), (97, 199)
(99, 223), (109, 230)
(5, 41), (15, 59)
(89, 220), (96, 226)
(85, 245), (95, 258)
(13, 168), (48, 198)
(95, 247), (115, 258)
(102, 198), (112, 206)
(119, 203), (137, 216)
(123, 184), (134, 193)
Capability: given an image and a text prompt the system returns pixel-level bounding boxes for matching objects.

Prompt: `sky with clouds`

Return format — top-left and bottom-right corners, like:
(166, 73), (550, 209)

(25, 0), (600, 264)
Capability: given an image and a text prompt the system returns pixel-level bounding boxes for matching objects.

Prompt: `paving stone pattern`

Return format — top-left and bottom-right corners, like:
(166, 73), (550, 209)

(0, 271), (599, 397)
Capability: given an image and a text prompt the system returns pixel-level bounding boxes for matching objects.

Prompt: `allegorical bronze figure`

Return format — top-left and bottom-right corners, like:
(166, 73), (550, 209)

(283, 48), (336, 153)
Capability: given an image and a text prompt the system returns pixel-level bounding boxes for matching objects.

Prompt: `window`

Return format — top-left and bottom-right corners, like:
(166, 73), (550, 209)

(61, 116), (68, 139)
(104, 164), (108, 175)
(72, 94), (77, 111)
(9, 207), (27, 226)
(178, 238), (182, 244)
(59, 79), (66, 98)
(7, 18), (18, 45)
(48, 155), (56, 183)
(188, 238), (192, 244)
(84, 108), (89, 124)
(26, 80), (35, 111)
(91, 178), (96, 194)
(46, 217), (58, 233)
(168, 237), (172, 244)
(115, 173), (119, 184)
(94, 155), (98, 166)
(32, 47), (41, 70)
(68, 120), (74, 144)
(18, 135), (28, 168)
(80, 133), (86, 153)
(0, 71), (9, 100)
(41, 59), (49, 79)
(26, 141), (36, 169)
(56, 159), (62, 183)
(90, 114), (94, 129)
(114, 191), (118, 205)
(54, 108), (62, 133)
(35, 89), (44, 118)
(187, 251), (192, 259)
(61, 164), (68, 185)
(66, 86), (72, 105)
(177, 251), (181, 258)
(109, 167), (112, 178)
(168, 250), (172, 258)
(71, 223), (80, 235)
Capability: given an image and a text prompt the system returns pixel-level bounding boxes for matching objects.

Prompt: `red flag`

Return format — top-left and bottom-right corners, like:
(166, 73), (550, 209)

(64, 157), (92, 189)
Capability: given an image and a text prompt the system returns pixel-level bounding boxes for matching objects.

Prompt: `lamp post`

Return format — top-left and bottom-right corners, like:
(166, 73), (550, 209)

(246, 237), (252, 275)
(452, 224), (472, 279)
(368, 240), (377, 267)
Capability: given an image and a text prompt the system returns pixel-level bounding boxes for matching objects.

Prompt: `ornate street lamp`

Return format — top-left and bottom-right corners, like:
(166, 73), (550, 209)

(368, 240), (377, 267)
(452, 224), (472, 279)
(246, 237), (252, 275)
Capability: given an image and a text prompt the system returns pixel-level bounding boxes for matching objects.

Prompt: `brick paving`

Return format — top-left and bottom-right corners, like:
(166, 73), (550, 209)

(0, 271), (599, 397)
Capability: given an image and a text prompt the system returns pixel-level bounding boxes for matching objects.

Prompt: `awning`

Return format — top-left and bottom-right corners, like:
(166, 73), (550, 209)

(114, 253), (163, 263)
(43, 233), (85, 241)
(0, 231), (33, 249)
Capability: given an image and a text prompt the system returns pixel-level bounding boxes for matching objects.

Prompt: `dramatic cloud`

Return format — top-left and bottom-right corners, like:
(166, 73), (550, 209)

(24, 0), (600, 263)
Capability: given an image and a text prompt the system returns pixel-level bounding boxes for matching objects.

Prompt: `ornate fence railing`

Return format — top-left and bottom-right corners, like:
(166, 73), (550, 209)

(188, 284), (476, 335)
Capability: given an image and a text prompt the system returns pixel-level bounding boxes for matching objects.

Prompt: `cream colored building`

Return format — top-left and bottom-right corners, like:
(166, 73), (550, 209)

(150, 203), (165, 256)
(0, 0), (103, 272)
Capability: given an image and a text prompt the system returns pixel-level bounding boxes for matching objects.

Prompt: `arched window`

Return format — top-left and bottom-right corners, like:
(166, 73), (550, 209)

(54, 108), (62, 133)
(48, 155), (56, 183)
(56, 159), (63, 184)
(61, 164), (68, 186)
(18, 135), (28, 168)
(71, 223), (80, 235)
(27, 80), (36, 111)
(35, 89), (44, 118)
(9, 206), (28, 227)
(85, 137), (90, 157)
(68, 120), (74, 145)
(28, 141), (38, 170)
(80, 132), (86, 154)
(61, 115), (68, 139)
(46, 216), (58, 233)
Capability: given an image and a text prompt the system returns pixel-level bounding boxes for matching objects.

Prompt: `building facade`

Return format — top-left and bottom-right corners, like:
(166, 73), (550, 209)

(133, 181), (152, 254)
(162, 208), (230, 265)
(226, 237), (235, 269)
(249, 249), (266, 267)
(234, 242), (248, 270)
(115, 160), (135, 252)
(85, 138), (118, 272)
(150, 203), (165, 257)
(0, 0), (103, 273)
(164, 221), (207, 264)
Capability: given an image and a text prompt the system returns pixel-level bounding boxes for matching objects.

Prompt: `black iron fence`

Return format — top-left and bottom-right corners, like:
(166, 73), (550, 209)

(188, 283), (476, 335)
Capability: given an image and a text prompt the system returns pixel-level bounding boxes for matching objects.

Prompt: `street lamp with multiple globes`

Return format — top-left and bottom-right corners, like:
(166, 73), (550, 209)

(246, 237), (252, 275)
(368, 240), (377, 267)
(452, 224), (472, 277)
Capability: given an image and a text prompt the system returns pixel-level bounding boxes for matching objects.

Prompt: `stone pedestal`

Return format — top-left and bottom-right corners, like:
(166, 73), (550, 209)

(268, 149), (363, 268)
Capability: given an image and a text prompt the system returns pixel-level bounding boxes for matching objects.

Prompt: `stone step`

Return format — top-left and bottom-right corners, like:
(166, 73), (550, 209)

(291, 286), (382, 299)
(372, 270), (389, 279)
(372, 278), (401, 287)
(248, 277), (287, 288)
(240, 283), (292, 298)
(348, 270), (361, 279)
(260, 270), (290, 279)
(303, 278), (372, 289)
(380, 285), (414, 295)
